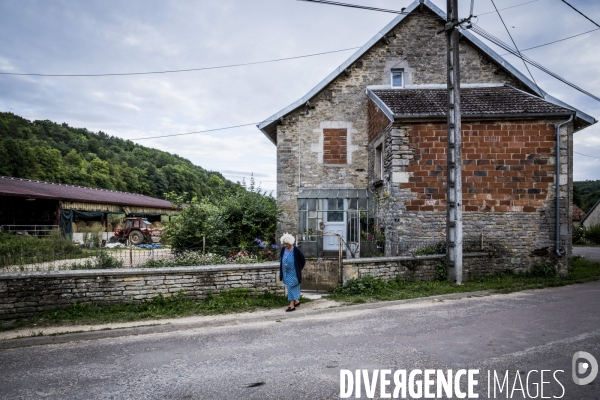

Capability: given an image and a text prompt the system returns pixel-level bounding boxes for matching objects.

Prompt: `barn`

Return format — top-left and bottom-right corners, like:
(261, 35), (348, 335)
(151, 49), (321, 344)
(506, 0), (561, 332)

(0, 176), (177, 239)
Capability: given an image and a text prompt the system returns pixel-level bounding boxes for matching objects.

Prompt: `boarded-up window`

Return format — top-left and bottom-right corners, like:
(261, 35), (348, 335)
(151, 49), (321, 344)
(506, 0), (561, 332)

(323, 128), (347, 164)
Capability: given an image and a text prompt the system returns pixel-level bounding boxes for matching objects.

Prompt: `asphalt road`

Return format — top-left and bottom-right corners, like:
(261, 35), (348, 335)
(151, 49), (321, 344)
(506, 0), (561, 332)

(1, 282), (599, 399)
(573, 246), (600, 262)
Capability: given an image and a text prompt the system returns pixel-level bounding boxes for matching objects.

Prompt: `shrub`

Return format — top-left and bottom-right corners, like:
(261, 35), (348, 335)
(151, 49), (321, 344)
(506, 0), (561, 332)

(529, 263), (557, 278)
(413, 241), (446, 256)
(334, 275), (389, 296)
(435, 261), (448, 281)
(584, 223), (600, 245)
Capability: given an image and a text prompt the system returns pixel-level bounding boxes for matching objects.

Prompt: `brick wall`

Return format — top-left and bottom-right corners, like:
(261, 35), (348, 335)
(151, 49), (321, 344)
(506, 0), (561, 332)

(404, 121), (555, 212)
(368, 99), (392, 142)
(0, 263), (283, 320)
(323, 128), (348, 164)
(367, 119), (573, 272)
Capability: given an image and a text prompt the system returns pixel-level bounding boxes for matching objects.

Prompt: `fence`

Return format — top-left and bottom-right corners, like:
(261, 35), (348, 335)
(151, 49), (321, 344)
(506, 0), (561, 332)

(0, 241), (282, 272)
(0, 225), (58, 238)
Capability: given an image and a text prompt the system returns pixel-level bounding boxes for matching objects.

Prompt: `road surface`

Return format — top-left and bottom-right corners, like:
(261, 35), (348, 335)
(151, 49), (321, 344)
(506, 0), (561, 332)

(1, 281), (599, 399)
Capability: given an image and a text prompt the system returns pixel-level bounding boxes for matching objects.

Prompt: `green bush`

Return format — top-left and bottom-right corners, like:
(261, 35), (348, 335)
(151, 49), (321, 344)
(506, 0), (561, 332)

(435, 261), (447, 281)
(0, 230), (80, 259)
(529, 263), (557, 278)
(584, 223), (600, 244)
(414, 241), (446, 256)
(334, 275), (389, 296)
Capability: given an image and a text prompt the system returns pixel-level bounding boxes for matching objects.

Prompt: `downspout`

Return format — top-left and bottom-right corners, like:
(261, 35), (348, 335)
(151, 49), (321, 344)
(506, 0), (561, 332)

(555, 114), (573, 257)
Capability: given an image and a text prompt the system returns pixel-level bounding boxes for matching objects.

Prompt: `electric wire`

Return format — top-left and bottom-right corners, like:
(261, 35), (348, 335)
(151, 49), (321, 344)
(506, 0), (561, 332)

(560, 0), (600, 28)
(575, 151), (600, 159)
(477, 0), (541, 16)
(470, 24), (600, 102)
(501, 27), (600, 55)
(489, 0), (542, 96)
(0, 47), (360, 77)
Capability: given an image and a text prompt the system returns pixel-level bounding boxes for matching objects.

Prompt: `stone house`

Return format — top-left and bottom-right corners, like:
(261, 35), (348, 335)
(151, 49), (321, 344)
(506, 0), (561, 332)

(581, 200), (600, 229)
(257, 0), (596, 272)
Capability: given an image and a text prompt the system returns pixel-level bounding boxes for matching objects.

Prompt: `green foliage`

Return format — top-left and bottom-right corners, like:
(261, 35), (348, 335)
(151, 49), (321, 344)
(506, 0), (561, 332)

(164, 176), (278, 249)
(573, 226), (586, 244)
(1, 289), (310, 330)
(414, 241), (446, 256)
(529, 263), (556, 278)
(574, 180), (600, 212)
(584, 223), (600, 245)
(329, 257), (600, 304)
(0, 112), (239, 200)
(435, 261), (447, 281)
(0, 230), (80, 259)
(65, 252), (123, 270)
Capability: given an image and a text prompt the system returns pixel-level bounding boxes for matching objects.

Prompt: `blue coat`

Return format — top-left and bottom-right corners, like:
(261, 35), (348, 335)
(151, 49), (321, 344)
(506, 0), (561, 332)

(279, 246), (306, 283)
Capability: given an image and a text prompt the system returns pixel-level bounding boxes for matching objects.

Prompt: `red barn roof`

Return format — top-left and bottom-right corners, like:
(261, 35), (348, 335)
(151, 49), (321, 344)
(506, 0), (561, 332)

(0, 176), (172, 209)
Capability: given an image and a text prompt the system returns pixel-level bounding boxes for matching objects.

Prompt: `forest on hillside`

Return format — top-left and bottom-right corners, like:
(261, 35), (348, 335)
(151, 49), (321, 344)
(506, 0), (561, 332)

(0, 112), (242, 200)
(574, 180), (600, 213)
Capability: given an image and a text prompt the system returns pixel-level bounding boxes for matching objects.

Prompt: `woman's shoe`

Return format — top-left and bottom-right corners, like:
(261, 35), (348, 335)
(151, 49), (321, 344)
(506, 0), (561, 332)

(285, 307), (296, 312)
(294, 301), (300, 307)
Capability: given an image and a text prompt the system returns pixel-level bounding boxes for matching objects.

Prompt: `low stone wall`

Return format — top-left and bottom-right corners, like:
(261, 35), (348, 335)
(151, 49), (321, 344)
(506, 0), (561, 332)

(342, 253), (496, 284)
(0, 262), (282, 321)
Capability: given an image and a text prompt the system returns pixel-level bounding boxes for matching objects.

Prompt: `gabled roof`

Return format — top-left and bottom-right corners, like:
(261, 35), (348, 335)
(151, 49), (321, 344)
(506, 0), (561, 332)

(257, 0), (596, 144)
(0, 176), (173, 209)
(573, 204), (585, 221)
(367, 84), (574, 120)
(581, 199), (600, 225)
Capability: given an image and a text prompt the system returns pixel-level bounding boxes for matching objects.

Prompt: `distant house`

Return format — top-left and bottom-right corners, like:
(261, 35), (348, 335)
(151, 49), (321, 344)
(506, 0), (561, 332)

(257, 0), (596, 273)
(0, 176), (177, 238)
(573, 204), (585, 229)
(581, 200), (600, 229)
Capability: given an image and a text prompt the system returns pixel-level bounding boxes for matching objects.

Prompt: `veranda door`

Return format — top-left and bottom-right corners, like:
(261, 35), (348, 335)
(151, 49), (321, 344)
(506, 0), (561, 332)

(323, 198), (346, 251)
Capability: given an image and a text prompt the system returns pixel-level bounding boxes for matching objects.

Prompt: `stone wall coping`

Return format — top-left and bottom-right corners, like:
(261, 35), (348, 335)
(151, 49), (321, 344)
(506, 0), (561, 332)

(343, 252), (490, 265)
(0, 261), (280, 280)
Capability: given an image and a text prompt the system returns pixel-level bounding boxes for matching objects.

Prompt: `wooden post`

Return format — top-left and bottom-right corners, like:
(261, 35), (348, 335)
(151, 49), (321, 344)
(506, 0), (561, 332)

(129, 242), (133, 268)
(202, 236), (206, 262)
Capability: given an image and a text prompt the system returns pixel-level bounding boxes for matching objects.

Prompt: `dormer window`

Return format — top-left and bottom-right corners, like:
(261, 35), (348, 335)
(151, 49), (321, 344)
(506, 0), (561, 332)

(391, 69), (404, 88)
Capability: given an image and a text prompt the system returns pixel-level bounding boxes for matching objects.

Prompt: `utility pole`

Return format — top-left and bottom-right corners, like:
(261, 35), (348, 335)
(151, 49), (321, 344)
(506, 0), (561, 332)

(445, 0), (463, 284)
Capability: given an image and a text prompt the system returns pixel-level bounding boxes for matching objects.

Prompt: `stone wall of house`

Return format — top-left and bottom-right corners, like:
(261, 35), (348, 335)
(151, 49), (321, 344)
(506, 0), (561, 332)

(0, 263), (283, 321)
(275, 10), (524, 233)
(368, 119), (574, 272)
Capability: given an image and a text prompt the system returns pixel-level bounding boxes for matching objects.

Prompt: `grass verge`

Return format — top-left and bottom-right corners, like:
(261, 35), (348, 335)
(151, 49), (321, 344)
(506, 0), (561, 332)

(0, 288), (311, 333)
(329, 257), (600, 304)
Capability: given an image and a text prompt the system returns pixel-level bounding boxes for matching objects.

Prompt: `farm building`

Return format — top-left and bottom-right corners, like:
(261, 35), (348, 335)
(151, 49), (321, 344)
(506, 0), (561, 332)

(0, 176), (177, 239)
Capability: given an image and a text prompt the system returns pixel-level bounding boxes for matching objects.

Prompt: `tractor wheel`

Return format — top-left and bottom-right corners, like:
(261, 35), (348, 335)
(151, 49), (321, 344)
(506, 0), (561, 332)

(129, 231), (144, 245)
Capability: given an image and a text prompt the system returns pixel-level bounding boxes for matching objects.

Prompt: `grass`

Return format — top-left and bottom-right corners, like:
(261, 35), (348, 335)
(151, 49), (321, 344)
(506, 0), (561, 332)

(0, 288), (311, 333)
(329, 257), (600, 304)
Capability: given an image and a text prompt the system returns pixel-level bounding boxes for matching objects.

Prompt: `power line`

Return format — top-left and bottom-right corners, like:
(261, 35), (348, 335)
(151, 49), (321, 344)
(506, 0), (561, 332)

(470, 24), (600, 102)
(501, 27), (600, 55)
(575, 151), (600, 159)
(131, 122), (265, 140)
(477, 0), (541, 16)
(0, 47), (360, 77)
(561, 0), (600, 28)
(489, 0), (542, 96)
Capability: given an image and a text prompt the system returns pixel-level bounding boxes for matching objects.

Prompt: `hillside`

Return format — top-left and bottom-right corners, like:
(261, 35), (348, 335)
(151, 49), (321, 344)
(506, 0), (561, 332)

(574, 180), (600, 213)
(0, 112), (240, 200)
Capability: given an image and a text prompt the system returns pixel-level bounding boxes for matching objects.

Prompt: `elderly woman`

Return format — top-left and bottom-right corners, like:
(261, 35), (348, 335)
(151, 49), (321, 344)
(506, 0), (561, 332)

(279, 233), (306, 312)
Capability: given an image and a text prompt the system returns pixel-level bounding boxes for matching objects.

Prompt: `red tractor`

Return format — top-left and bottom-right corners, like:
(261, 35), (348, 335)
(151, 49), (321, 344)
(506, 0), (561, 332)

(111, 217), (162, 245)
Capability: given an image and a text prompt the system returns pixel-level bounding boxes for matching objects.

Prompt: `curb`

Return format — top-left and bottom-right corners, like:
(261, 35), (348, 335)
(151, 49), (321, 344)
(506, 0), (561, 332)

(0, 290), (494, 350)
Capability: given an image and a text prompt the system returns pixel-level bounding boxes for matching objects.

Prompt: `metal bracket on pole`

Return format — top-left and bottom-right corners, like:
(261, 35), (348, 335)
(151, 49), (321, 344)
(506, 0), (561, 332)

(446, 0), (463, 284)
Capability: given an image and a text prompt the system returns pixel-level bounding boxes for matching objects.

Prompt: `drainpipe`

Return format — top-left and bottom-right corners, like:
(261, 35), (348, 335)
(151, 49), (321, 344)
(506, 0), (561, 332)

(555, 114), (573, 257)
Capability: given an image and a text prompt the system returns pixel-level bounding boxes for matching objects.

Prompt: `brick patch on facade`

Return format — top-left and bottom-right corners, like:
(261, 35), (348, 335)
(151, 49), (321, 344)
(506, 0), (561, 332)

(403, 121), (556, 212)
(323, 128), (348, 164)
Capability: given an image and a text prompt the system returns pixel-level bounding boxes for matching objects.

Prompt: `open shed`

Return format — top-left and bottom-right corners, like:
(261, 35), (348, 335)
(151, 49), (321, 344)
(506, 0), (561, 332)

(0, 176), (177, 238)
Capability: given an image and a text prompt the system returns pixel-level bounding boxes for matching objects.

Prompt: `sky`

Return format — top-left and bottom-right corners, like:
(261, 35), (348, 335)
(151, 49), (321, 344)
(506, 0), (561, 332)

(1, 0), (600, 195)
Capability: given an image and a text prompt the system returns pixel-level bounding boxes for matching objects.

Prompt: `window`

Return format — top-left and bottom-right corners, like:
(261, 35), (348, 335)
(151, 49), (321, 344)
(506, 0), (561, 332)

(327, 198), (344, 222)
(391, 69), (404, 88)
(375, 143), (384, 181)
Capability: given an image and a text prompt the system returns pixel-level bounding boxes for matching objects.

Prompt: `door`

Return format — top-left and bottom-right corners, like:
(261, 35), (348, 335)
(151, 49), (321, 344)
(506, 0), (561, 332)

(323, 198), (346, 251)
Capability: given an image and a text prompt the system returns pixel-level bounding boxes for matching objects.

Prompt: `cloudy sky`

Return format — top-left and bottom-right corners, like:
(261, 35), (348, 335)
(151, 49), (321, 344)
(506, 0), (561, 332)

(1, 0), (599, 194)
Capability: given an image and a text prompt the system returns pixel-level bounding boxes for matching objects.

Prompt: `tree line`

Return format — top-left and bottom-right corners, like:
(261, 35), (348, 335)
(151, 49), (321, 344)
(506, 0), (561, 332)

(0, 112), (278, 246)
(574, 181), (600, 213)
